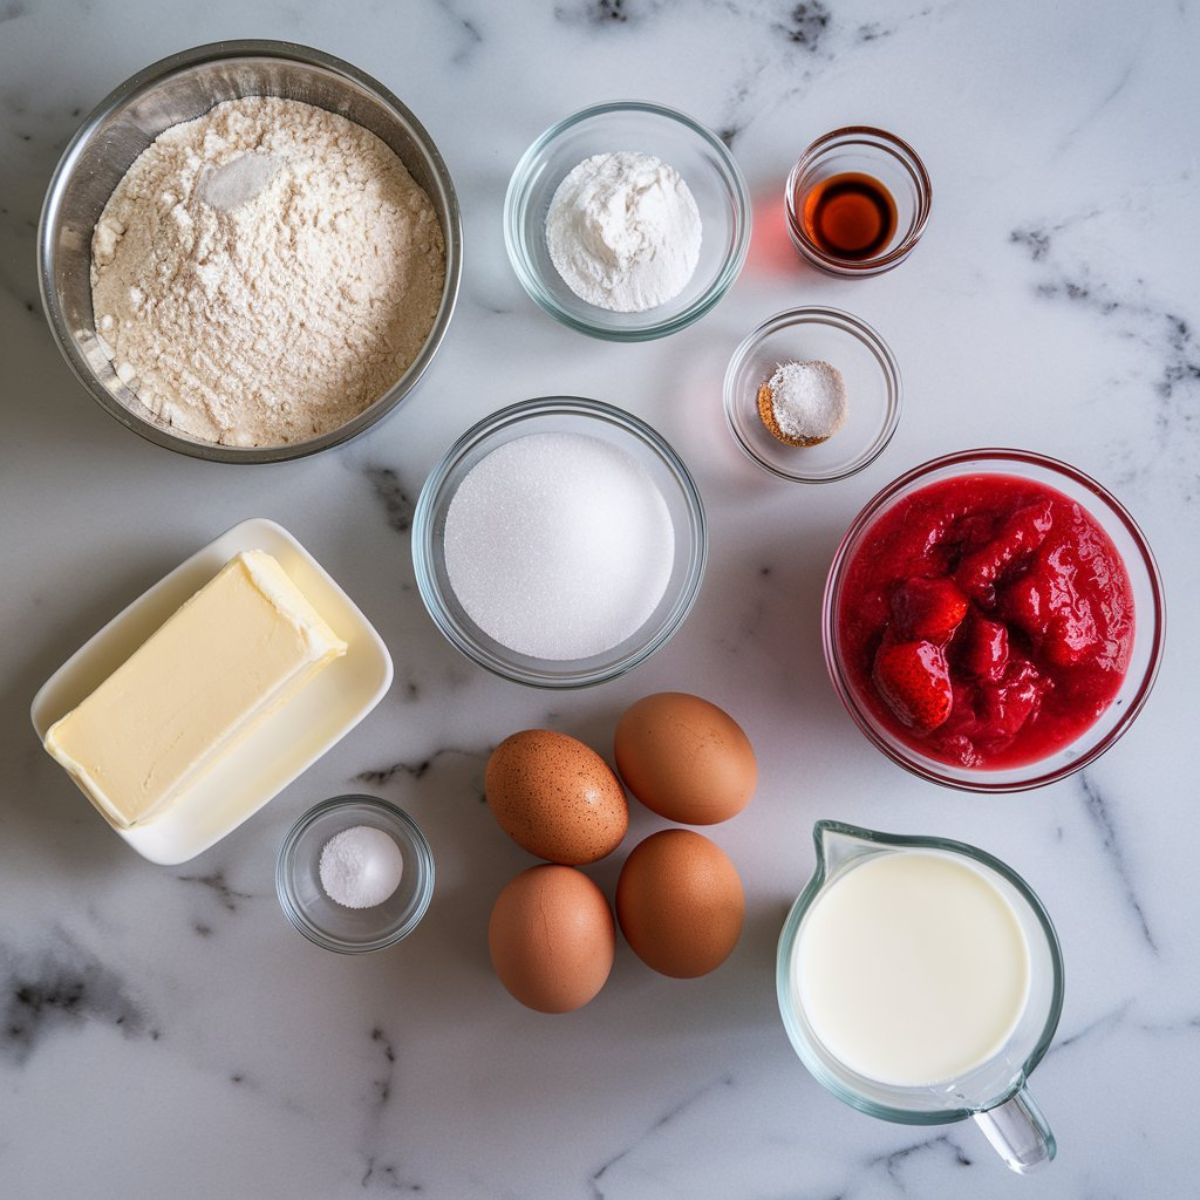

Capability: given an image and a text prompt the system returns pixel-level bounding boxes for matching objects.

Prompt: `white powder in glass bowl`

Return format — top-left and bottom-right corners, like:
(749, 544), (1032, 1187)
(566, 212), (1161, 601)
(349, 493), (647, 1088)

(545, 151), (702, 313)
(442, 432), (675, 660)
(319, 825), (404, 910)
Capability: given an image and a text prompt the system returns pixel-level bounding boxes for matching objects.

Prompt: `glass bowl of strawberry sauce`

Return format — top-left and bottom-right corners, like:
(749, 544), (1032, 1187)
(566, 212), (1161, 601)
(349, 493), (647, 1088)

(823, 450), (1164, 791)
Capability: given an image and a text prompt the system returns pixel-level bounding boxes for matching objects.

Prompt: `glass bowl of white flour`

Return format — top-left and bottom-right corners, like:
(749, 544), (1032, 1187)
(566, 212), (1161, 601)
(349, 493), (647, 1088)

(38, 40), (462, 463)
(504, 102), (751, 342)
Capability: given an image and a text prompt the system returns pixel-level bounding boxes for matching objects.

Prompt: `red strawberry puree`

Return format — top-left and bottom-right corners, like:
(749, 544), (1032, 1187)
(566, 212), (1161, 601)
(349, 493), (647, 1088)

(838, 474), (1135, 769)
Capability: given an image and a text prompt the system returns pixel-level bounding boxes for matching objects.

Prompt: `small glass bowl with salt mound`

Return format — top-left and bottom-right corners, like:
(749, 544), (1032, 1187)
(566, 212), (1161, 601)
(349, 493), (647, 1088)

(276, 796), (434, 953)
(724, 307), (902, 484)
(413, 397), (707, 688)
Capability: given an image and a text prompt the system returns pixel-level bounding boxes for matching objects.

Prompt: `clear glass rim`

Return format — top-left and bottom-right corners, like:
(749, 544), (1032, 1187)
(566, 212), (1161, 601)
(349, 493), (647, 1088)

(412, 396), (708, 688)
(275, 794), (435, 954)
(821, 448), (1166, 792)
(502, 100), (752, 342)
(722, 305), (903, 483)
(784, 125), (933, 275)
(775, 819), (1065, 1125)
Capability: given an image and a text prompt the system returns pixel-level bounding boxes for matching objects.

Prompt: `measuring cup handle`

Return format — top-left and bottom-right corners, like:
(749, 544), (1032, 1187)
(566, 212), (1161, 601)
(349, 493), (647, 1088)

(973, 1084), (1057, 1174)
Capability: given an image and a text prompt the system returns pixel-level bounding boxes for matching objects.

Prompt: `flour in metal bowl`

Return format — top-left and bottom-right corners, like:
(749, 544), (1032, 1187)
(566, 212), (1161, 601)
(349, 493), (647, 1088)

(90, 96), (446, 448)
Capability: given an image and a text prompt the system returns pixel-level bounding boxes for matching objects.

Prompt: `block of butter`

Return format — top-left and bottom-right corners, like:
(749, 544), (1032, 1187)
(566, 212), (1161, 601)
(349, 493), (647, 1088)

(44, 549), (347, 829)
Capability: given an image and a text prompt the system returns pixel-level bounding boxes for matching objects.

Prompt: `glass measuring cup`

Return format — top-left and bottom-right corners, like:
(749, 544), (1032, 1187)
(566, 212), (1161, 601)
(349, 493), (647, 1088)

(776, 821), (1064, 1173)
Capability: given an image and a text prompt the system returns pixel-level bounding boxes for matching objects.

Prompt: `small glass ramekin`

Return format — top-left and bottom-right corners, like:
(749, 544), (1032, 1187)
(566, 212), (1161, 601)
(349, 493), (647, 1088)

(412, 397), (707, 688)
(720, 307), (902, 484)
(822, 450), (1165, 792)
(785, 127), (931, 277)
(504, 101), (751, 341)
(724, 307), (901, 483)
(276, 795), (434, 953)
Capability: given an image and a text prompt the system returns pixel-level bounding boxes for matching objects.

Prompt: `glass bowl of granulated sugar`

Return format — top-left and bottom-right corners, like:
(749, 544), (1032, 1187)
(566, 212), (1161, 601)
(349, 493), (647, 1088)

(38, 40), (462, 463)
(505, 102), (751, 342)
(413, 397), (708, 688)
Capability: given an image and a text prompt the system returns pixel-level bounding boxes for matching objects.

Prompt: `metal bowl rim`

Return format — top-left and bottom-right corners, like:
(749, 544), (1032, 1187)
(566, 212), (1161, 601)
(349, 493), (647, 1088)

(37, 38), (463, 465)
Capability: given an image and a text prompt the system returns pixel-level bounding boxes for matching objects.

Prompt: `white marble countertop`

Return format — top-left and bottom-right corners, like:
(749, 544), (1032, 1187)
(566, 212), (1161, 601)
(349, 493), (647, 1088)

(2, 2), (1198, 1196)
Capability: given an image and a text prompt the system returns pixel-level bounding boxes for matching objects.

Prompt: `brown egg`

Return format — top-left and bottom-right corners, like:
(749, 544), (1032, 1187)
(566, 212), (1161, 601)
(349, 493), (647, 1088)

(614, 693), (757, 825)
(486, 730), (628, 865)
(616, 829), (745, 978)
(488, 865), (615, 1013)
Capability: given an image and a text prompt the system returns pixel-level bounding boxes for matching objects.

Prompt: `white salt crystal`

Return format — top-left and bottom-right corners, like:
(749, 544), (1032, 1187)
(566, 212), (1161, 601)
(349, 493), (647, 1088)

(319, 825), (404, 910)
(768, 359), (848, 442)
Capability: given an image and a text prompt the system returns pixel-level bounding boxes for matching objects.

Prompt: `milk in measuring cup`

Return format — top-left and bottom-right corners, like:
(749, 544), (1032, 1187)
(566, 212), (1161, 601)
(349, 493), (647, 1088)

(792, 850), (1031, 1087)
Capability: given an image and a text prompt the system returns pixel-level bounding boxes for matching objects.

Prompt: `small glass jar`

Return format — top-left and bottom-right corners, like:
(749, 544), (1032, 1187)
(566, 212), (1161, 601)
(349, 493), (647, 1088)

(723, 306), (902, 484)
(276, 795), (434, 953)
(785, 127), (932, 277)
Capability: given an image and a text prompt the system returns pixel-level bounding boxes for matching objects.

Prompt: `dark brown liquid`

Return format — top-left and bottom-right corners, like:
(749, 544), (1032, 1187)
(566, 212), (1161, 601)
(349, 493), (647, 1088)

(800, 172), (898, 261)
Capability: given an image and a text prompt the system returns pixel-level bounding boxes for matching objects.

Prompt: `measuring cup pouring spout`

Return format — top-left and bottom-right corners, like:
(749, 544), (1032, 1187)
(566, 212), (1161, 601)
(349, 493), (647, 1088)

(812, 820), (877, 878)
(777, 821), (1065, 1175)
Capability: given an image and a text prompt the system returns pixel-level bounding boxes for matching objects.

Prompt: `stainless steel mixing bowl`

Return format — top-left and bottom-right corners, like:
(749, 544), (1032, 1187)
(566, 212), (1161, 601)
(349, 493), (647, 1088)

(37, 40), (463, 464)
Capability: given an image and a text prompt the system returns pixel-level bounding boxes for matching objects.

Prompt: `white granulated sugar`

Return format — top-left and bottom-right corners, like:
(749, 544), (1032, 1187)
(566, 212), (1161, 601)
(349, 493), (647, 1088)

(545, 151), (702, 313)
(443, 432), (675, 661)
(90, 96), (445, 447)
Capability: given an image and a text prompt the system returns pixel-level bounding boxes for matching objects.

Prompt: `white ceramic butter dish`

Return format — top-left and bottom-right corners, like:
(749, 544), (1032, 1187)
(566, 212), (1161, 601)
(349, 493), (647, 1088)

(30, 518), (393, 865)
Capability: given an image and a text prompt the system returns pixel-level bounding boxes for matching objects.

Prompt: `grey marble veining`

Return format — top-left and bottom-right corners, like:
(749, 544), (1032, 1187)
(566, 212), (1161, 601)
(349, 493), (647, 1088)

(1, 0), (1198, 1197)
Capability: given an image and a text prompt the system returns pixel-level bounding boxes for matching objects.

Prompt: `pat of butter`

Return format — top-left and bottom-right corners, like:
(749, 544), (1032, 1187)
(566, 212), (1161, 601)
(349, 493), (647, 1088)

(44, 550), (347, 829)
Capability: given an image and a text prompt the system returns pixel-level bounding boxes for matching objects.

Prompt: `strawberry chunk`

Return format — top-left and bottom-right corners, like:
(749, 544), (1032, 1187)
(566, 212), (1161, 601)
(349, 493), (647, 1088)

(977, 658), (1045, 741)
(956, 500), (1054, 601)
(1041, 549), (1101, 666)
(1002, 544), (1102, 667)
(890, 577), (969, 644)
(960, 613), (1009, 682)
(954, 512), (999, 554)
(872, 640), (954, 732)
(1001, 571), (1048, 638)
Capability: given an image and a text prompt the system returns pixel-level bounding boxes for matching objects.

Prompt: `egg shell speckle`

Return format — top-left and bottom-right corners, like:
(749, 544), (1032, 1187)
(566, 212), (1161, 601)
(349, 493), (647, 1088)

(486, 730), (628, 865)
(488, 864), (615, 1013)
(616, 829), (745, 978)
(614, 692), (757, 825)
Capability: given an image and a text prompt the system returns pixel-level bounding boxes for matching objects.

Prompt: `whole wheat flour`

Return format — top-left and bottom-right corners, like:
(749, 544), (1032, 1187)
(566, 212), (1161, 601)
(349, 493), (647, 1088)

(91, 97), (446, 447)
